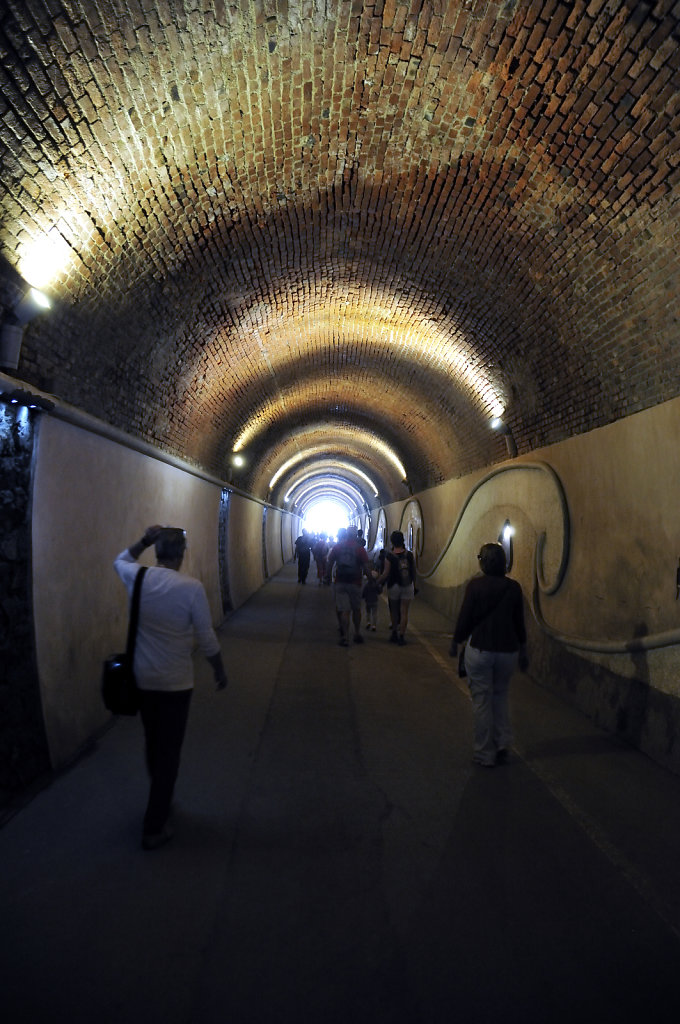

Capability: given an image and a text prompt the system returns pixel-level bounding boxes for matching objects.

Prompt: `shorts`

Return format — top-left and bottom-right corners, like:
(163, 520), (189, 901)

(388, 582), (415, 602)
(334, 581), (362, 613)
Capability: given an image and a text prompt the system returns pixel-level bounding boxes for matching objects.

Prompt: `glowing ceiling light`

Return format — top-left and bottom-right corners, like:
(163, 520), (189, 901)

(232, 453), (245, 468)
(290, 479), (365, 508)
(284, 464), (378, 501)
(20, 227), (71, 290)
(369, 437), (407, 479)
(300, 492), (356, 514)
(336, 462), (379, 495)
(284, 473), (366, 504)
(232, 430), (250, 453)
(269, 452), (306, 490)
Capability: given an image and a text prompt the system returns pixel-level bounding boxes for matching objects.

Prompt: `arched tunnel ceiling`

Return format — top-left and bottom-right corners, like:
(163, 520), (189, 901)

(2, 1), (680, 504)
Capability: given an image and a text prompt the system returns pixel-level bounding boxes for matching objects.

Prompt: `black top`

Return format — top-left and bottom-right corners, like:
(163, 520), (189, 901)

(385, 549), (415, 586)
(453, 574), (526, 652)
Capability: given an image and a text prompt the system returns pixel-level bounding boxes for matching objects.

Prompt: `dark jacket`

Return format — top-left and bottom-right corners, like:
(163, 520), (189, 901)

(453, 574), (526, 652)
(362, 577), (381, 605)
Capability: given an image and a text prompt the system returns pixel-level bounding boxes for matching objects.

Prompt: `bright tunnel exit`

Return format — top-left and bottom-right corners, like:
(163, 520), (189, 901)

(303, 499), (350, 538)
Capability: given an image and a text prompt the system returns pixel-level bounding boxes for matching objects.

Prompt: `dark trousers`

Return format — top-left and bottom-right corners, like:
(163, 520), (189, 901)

(138, 688), (192, 834)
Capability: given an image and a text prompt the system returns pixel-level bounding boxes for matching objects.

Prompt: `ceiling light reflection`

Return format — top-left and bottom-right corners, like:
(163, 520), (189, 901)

(20, 227), (71, 289)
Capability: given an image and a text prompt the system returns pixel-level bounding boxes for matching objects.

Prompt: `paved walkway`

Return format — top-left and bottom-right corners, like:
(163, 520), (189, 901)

(2, 563), (680, 1023)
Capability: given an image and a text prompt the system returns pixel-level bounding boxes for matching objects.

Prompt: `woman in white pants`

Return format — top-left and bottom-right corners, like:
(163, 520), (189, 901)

(450, 543), (528, 767)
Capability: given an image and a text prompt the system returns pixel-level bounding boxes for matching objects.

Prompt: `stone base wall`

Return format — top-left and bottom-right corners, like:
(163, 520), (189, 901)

(0, 404), (50, 801)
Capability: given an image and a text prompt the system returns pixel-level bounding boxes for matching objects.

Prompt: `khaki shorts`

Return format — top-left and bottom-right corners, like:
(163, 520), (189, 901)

(334, 582), (362, 612)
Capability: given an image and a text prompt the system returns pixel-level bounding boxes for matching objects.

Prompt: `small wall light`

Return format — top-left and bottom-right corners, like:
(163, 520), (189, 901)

(499, 518), (514, 571)
(490, 417), (517, 458)
(1, 287), (51, 370)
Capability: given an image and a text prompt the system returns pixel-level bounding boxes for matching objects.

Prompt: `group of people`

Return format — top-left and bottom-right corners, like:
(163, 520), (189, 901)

(320, 527), (418, 647)
(299, 526), (529, 767)
(113, 520), (528, 851)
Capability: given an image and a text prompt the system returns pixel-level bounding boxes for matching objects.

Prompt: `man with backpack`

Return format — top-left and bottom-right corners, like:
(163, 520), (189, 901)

(326, 526), (371, 646)
(375, 530), (416, 646)
(294, 528), (313, 584)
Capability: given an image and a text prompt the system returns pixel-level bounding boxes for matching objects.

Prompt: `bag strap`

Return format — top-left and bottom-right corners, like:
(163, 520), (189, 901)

(125, 566), (148, 660)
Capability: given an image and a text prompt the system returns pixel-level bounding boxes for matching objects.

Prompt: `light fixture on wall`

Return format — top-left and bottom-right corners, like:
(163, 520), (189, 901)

(499, 518), (514, 571)
(226, 451), (246, 483)
(0, 287), (51, 371)
(491, 417), (517, 458)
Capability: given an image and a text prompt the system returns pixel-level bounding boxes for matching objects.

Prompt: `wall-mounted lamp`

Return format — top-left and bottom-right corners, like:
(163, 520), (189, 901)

(226, 451), (246, 483)
(491, 417), (518, 458)
(0, 287), (51, 371)
(499, 518), (514, 571)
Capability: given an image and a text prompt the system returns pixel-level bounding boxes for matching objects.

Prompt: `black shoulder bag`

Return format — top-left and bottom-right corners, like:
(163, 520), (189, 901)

(102, 566), (148, 715)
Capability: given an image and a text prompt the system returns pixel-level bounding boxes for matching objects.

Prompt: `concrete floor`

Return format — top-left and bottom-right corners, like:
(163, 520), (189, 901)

(2, 562), (680, 1024)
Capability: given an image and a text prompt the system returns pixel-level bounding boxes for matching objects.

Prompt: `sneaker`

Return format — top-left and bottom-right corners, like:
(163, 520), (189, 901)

(353, 633), (364, 644)
(142, 825), (174, 851)
(397, 634), (406, 646)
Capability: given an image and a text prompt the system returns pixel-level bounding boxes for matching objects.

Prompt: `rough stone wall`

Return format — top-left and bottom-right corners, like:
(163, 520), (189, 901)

(0, 403), (50, 803)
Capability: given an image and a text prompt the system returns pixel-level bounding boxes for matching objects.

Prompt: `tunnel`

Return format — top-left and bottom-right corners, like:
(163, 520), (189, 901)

(2, 2), (680, 1021)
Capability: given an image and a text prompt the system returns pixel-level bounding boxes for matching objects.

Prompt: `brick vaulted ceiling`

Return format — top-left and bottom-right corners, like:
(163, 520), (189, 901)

(1, 1), (680, 505)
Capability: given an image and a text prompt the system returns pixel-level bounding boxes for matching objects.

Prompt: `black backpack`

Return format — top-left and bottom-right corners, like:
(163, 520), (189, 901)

(395, 552), (413, 586)
(336, 544), (360, 582)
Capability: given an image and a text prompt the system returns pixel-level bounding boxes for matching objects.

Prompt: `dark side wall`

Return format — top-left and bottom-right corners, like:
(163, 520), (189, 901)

(0, 402), (50, 798)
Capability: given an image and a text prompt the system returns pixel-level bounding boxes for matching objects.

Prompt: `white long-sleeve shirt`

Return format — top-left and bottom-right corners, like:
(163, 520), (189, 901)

(114, 550), (220, 691)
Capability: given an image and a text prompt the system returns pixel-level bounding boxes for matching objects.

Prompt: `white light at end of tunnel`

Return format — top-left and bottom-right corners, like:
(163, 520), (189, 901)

(303, 499), (350, 537)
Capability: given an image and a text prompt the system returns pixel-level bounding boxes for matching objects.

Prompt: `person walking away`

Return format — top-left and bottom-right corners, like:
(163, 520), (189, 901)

(294, 529), (312, 583)
(326, 526), (371, 646)
(450, 542), (528, 767)
(362, 569), (381, 631)
(313, 534), (329, 584)
(376, 531), (416, 645)
(114, 525), (228, 849)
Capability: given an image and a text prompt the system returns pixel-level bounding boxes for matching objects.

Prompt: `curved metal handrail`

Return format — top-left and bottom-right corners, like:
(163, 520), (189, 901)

(418, 461), (570, 596)
(531, 546), (680, 653)
(418, 459), (680, 654)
